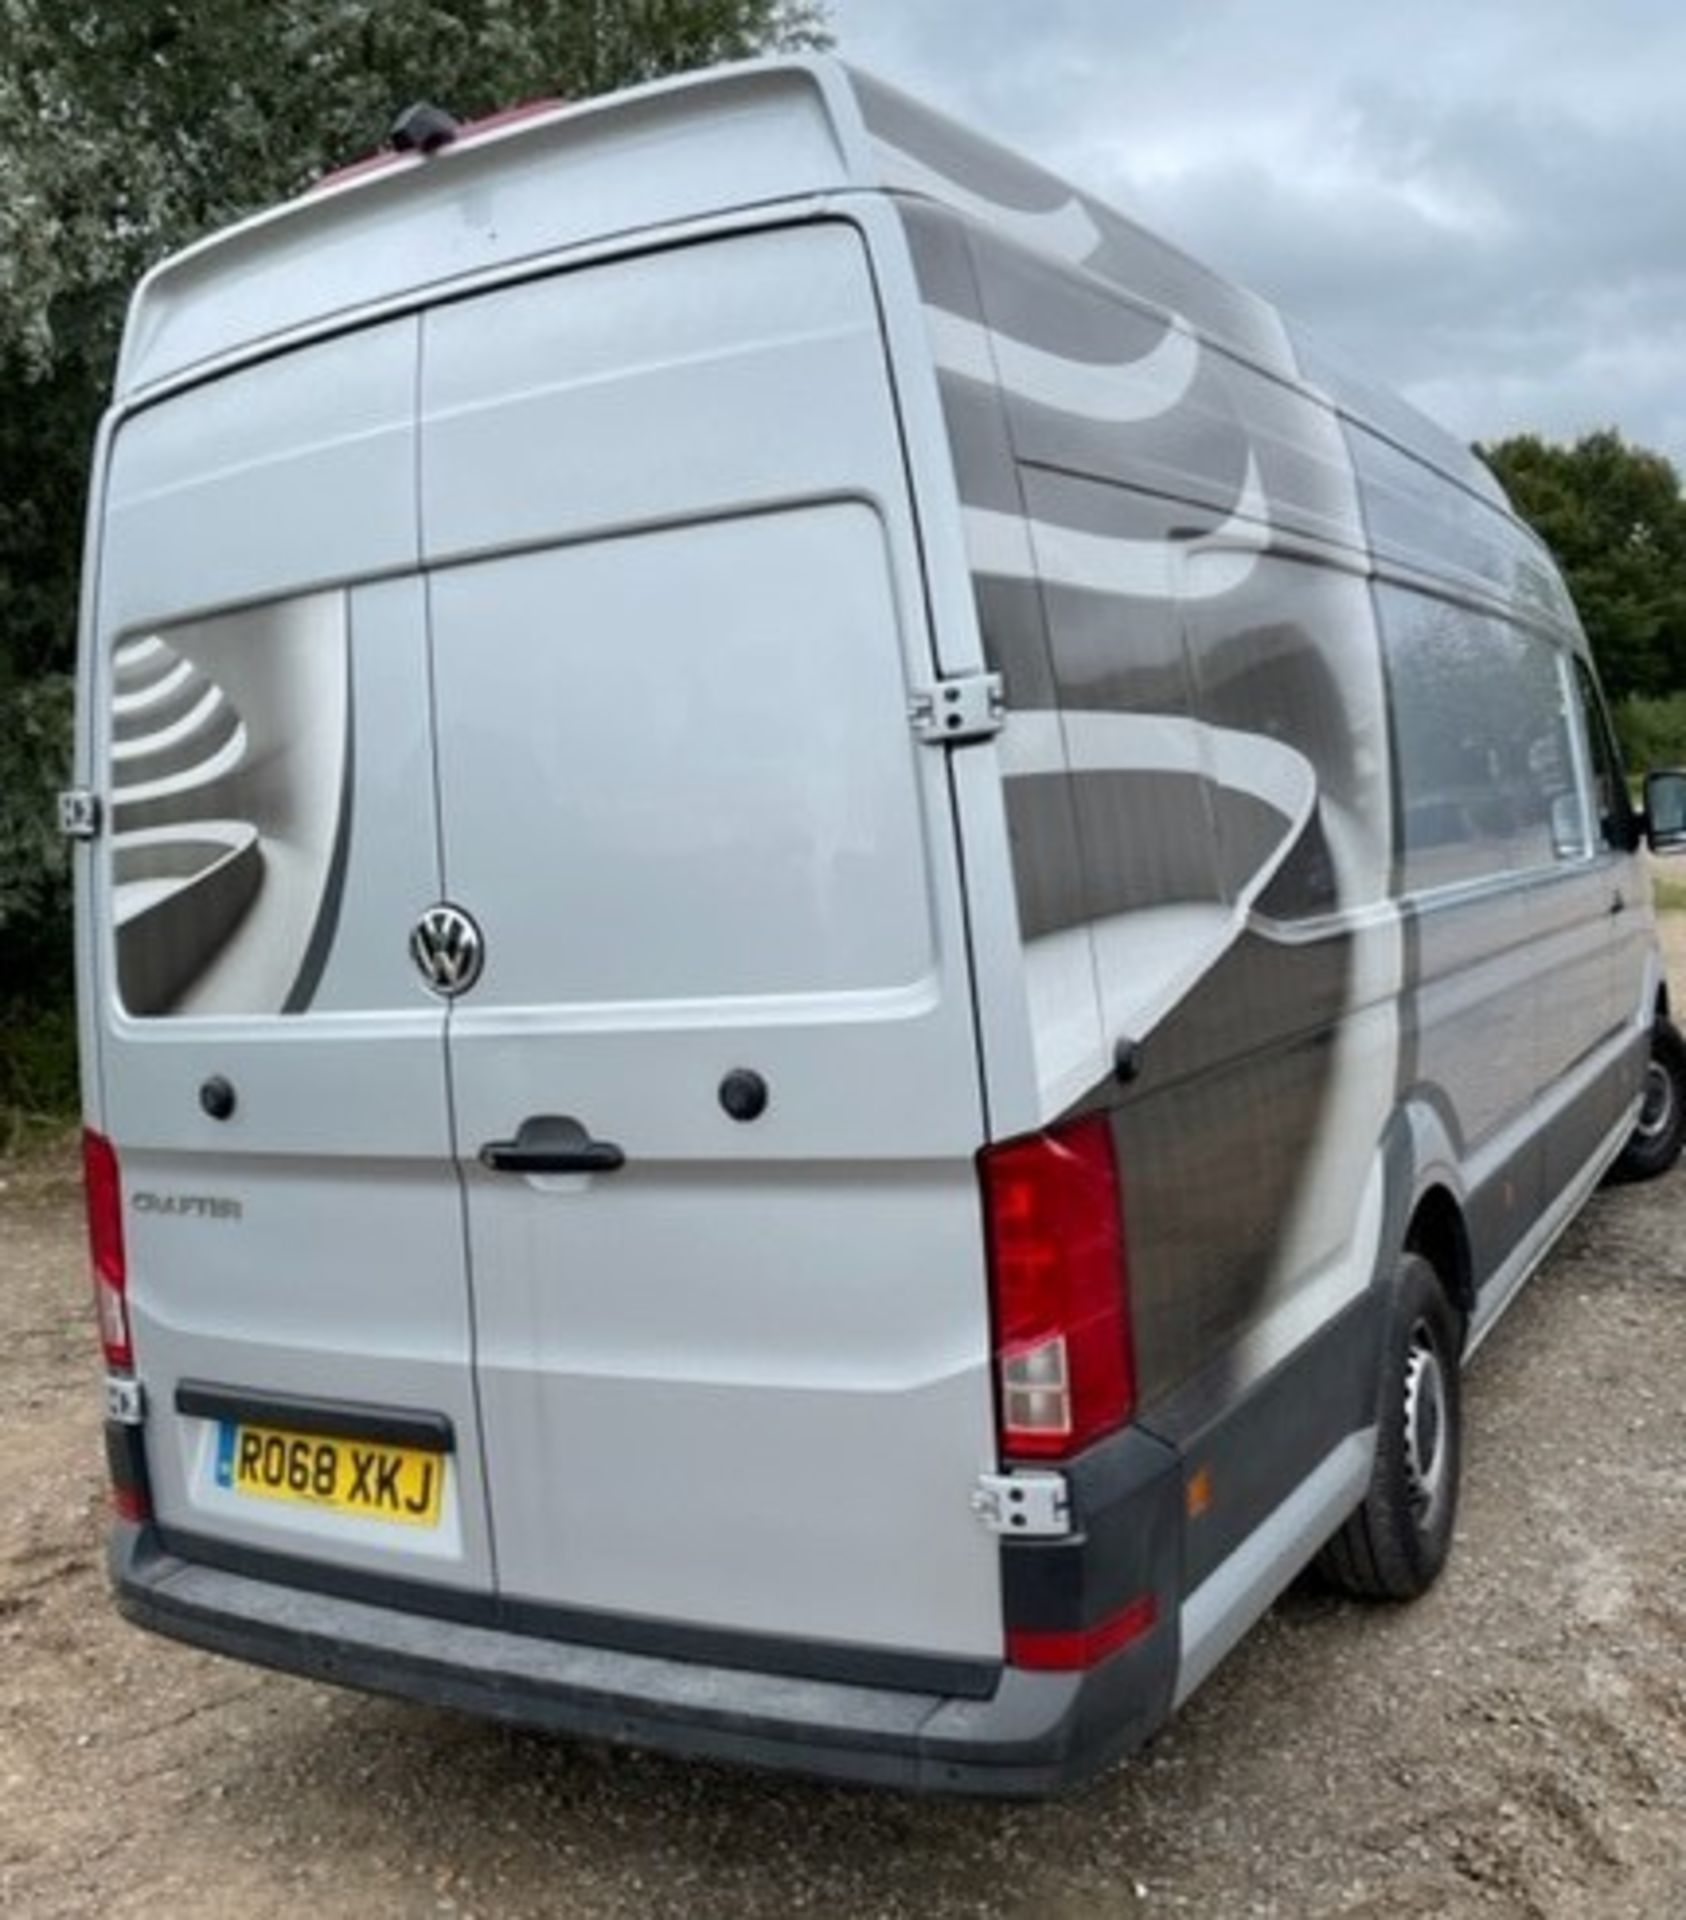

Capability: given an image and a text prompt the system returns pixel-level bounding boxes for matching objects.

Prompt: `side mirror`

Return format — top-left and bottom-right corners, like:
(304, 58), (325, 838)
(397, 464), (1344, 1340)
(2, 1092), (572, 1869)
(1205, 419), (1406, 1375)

(1644, 768), (1686, 854)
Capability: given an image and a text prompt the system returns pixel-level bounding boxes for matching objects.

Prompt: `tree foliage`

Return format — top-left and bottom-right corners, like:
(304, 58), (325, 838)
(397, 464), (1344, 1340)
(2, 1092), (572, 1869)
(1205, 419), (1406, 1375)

(1610, 692), (1686, 774)
(0, 0), (828, 1092)
(1478, 429), (1686, 702)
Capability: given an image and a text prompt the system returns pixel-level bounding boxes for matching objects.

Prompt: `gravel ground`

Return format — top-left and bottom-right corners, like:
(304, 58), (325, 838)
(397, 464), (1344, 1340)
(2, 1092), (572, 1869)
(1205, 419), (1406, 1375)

(3, 943), (1684, 1918)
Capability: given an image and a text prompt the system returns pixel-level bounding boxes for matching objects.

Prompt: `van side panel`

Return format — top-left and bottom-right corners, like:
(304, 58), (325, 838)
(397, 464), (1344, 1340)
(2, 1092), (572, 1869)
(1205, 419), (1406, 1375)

(887, 187), (1402, 1422)
(863, 75), (1643, 1624)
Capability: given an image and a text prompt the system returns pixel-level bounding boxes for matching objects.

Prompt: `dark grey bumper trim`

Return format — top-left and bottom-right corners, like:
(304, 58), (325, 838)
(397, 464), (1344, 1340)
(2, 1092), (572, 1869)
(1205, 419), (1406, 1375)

(111, 1524), (1169, 1796)
(153, 1521), (997, 1699)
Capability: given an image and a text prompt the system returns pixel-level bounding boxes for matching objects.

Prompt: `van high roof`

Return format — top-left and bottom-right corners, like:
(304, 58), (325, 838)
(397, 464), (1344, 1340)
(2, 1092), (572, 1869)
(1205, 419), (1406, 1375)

(118, 56), (1504, 518)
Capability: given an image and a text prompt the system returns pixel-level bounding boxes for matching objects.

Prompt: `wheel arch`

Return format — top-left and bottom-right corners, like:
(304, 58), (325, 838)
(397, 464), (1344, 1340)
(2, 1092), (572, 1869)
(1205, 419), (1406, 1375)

(1403, 1185), (1474, 1322)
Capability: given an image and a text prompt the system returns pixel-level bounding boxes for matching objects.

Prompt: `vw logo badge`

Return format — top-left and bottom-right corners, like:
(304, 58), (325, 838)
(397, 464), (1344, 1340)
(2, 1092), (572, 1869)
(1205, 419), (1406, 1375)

(410, 903), (484, 997)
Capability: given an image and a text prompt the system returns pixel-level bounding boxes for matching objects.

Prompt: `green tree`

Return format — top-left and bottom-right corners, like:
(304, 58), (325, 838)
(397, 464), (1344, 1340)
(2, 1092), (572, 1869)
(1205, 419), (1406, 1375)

(1478, 429), (1686, 701)
(0, 0), (829, 1100)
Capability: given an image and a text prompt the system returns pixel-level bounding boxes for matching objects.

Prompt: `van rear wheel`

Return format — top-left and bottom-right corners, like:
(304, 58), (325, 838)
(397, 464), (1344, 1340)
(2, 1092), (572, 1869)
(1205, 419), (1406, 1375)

(1318, 1252), (1461, 1602)
(1608, 1018), (1686, 1184)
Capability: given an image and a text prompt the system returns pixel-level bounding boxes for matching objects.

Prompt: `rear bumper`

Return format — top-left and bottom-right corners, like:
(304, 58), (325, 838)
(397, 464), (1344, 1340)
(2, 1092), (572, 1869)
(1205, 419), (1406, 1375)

(110, 1521), (1172, 1795)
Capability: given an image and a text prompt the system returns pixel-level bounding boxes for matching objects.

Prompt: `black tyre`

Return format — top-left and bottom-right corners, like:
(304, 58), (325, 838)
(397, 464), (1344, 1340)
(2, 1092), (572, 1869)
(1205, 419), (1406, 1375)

(1318, 1251), (1461, 1601)
(1607, 1018), (1686, 1185)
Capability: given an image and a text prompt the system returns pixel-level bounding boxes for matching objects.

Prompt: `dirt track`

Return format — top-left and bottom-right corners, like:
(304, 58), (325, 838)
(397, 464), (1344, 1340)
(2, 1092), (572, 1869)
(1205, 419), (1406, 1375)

(3, 961), (1684, 1916)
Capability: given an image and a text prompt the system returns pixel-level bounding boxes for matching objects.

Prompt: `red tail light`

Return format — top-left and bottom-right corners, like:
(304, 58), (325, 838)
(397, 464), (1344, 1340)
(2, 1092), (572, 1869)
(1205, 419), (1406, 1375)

(82, 1129), (131, 1370)
(979, 1113), (1133, 1460)
(111, 1485), (150, 1523)
(1007, 1594), (1159, 1671)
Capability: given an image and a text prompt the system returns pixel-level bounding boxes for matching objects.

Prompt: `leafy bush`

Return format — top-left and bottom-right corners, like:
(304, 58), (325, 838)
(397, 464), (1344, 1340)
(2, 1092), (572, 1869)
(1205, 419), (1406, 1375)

(0, 997), (78, 1151)
(1613, 693), (1686, 774)
(0, 673), (72, 954)
(0, 673), (75, 1141)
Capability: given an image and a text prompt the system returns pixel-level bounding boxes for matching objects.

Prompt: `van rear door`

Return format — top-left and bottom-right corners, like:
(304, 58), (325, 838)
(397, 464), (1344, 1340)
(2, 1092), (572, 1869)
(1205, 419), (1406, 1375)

(420, 223), (1003, 1661)
(90, 319), (497, 1596)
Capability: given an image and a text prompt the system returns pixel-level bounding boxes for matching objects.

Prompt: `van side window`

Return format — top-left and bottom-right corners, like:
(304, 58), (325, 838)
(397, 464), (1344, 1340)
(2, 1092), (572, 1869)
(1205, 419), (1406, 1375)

(1572, 658), (1637, 852)
(1380, 588), (1588, 891)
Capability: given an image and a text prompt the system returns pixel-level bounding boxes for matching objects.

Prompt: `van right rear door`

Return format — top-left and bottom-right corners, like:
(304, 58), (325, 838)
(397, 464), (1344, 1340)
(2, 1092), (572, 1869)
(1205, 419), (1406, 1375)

(418, 222), (1006, 1665)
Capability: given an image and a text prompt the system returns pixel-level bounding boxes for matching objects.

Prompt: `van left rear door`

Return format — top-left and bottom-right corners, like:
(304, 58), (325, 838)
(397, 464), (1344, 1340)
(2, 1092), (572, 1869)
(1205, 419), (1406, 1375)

(89, 320), (497, 1598)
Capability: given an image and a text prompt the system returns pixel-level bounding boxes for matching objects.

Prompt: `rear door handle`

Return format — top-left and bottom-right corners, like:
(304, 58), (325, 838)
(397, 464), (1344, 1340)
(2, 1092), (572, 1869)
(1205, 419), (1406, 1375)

(479, 1115), (625, 1175)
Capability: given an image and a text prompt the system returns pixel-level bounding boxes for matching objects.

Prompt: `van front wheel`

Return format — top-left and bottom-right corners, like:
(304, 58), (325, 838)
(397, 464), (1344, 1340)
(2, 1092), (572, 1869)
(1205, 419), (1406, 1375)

(1318, 1252), (1461, 1602)
(1608, 1018), (1686, 1184)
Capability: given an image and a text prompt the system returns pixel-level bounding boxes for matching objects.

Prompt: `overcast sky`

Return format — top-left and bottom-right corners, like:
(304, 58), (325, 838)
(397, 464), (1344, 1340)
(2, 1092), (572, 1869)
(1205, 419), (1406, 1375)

(828, 0), (1686, 464)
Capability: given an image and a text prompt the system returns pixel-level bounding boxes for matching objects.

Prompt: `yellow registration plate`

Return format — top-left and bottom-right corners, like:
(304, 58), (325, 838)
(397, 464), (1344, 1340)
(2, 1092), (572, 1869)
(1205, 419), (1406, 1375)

(216, 1421), (445, 1528)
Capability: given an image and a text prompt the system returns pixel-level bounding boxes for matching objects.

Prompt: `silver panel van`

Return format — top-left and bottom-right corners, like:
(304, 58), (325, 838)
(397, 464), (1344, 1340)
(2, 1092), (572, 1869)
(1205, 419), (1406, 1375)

(70, 59), (1686, 1794)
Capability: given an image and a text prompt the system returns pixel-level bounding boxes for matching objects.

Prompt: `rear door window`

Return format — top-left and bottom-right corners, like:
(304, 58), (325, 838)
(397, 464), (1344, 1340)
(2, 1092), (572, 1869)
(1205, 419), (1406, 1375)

(427, 503), (936, 1006)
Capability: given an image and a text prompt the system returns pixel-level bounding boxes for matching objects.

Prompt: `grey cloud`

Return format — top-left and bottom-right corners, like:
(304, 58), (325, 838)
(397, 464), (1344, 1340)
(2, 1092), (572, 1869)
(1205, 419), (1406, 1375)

(1140, 88), (1686, 449)
(829, 0), (1686, 462)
